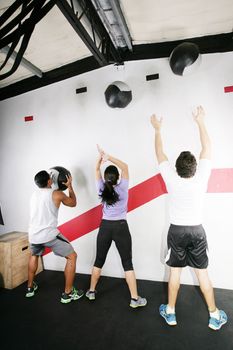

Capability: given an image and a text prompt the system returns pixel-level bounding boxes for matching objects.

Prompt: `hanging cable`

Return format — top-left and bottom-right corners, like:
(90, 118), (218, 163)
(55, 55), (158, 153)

(0, 0), (58, 80)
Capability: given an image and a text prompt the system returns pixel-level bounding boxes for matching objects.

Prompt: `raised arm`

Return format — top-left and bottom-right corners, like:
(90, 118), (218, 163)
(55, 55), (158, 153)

(95, 155), (102, 180)
(107, 155), (129, 179)
(97, 145), (129, 179)
(53, 175), (77, 208)
(150, 114), (168, 164)
(193, 106), (211, 160)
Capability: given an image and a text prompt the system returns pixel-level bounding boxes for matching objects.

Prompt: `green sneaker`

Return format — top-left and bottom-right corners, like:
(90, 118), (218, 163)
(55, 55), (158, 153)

(61, 287), (84, 304)
(25, 282), (38, 298)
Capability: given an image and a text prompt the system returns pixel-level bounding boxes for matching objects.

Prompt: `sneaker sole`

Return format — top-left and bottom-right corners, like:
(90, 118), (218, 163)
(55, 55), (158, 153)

(160, 312), (177, 326)
(26, 292), (35, 298)
(208, 320), (227, 331)
(130, 302), (147, 308)
(60, 298), (72, 304)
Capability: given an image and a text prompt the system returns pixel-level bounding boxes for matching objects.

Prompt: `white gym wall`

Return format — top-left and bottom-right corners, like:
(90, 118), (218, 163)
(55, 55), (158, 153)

(0, 52), (233, 289)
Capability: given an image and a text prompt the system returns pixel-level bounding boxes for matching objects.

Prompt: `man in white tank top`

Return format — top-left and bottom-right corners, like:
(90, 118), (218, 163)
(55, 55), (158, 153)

(26, 170), (84, 303)
(150, 106), (227, 331)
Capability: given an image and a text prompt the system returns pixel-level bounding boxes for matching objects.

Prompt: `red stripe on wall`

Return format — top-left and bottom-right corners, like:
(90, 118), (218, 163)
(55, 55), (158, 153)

(208, 168), (233, 192)
(128, 173), (167, 211)
(43, 168), (233, 255)
(43, 205), (102, 255)
(224, 86), (233, 93)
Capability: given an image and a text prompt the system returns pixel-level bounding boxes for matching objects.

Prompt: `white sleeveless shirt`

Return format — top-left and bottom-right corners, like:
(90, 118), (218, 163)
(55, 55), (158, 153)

(28, 188), (60, 244)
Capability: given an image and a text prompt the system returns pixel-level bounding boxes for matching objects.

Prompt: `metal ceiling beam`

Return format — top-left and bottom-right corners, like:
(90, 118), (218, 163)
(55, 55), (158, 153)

(56, 0), (108, 66)
(0, 55), (100, 101)
(1, 46), (43, 78)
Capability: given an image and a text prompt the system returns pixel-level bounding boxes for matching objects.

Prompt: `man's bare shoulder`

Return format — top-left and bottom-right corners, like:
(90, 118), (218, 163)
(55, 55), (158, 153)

(52, 190), (65, 199)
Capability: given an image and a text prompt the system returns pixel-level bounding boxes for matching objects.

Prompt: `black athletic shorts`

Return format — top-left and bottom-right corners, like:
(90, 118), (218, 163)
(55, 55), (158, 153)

(165, 224), (208, 269)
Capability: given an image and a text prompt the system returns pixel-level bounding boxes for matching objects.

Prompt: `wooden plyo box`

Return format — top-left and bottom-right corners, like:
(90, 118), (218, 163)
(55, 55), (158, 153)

(0, 231), (43, 289)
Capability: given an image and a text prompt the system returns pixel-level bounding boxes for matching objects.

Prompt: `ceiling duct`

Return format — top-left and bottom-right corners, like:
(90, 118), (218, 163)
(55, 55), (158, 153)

(90, 0), (132, 51)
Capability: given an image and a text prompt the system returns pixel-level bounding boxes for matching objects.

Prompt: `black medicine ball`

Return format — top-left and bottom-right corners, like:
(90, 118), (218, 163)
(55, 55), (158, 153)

(105, 81), (132, 108)
(49, 166), (71, 191)
(169, 42), (201, 76)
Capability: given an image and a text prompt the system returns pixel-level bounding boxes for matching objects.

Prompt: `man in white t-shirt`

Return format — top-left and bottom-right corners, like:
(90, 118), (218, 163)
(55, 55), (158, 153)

(150, 106), (227, 331)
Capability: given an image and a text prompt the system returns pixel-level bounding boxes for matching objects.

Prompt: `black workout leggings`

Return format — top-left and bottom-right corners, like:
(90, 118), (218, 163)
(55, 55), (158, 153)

(94, 219), (133, 271)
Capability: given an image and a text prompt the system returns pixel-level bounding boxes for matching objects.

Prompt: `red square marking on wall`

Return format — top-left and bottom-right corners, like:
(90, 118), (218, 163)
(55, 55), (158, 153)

(24, 116), (33, 122)
(224, 86), (233, 93)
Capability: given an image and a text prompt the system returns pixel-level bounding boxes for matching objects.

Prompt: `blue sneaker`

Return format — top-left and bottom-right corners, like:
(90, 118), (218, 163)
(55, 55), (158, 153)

(208, 310), (227, 330)
(159, 304), (177, 326)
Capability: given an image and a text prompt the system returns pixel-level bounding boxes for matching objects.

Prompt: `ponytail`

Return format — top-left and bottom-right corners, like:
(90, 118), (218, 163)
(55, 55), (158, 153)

(99, 165), (119, 206)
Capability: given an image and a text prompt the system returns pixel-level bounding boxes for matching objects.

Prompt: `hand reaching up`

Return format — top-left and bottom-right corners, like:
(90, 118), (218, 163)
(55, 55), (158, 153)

(150, 114), (163, 131)
(193, 106), (205, 124)
(97, 144), (109, 163)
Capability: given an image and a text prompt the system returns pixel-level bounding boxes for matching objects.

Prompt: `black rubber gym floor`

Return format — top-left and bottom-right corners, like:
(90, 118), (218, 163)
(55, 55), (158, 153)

(0, 270), (232, 350)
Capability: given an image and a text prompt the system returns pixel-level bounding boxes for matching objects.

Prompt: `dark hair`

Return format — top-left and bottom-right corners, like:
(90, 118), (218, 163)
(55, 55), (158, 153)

(34, 170), (50, 188)
(100, 165), (120, 206)
(175, 151), (197, 178)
